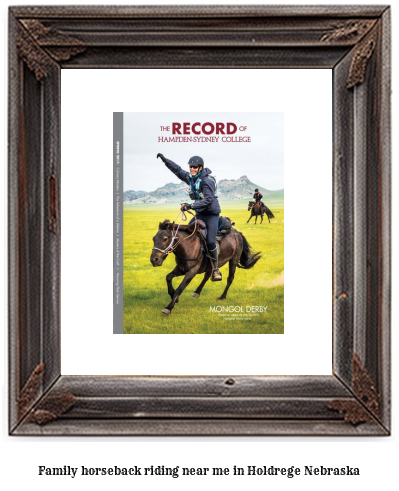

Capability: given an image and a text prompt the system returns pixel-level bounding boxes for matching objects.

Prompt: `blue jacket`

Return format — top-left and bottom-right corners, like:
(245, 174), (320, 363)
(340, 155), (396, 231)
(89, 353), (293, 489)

(164, 158), (221, 215)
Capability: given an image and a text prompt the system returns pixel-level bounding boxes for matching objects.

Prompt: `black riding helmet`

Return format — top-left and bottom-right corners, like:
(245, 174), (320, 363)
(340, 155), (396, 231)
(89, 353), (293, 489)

(255, 188), (259, 192)
(188, 156), (204, 167)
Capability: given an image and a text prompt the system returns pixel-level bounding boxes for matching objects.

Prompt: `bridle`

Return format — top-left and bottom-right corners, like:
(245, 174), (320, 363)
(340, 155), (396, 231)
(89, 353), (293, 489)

(152, 209), (198, 256)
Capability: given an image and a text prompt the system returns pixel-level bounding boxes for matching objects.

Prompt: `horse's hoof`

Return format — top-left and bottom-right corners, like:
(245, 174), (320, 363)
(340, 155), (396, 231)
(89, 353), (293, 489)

(217, 296), (226, 301)
(162, 308), (171, 315)
(192, 293), (200, 298)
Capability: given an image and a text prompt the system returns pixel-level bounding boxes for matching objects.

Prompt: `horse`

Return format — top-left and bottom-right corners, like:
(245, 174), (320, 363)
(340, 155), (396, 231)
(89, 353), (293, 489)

(150, 218), (261, 315)
(247, 201), (275, 224)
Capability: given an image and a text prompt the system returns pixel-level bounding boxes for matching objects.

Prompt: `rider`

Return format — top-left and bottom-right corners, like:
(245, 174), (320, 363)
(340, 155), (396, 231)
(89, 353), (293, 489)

(253, 188), (263, 208)
(157, 153), (222, 281)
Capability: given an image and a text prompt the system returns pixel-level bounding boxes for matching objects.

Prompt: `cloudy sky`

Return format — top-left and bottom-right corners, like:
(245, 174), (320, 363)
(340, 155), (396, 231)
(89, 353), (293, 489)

(123, 112), (283, 192)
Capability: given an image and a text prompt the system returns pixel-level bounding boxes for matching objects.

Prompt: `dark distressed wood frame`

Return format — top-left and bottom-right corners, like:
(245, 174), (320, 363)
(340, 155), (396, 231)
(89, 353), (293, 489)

(8, 5), (391, 436)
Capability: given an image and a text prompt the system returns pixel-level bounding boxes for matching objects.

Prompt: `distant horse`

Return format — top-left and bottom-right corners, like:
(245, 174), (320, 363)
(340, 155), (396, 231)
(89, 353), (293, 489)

(247, 201), (275, 224)
(150, 219), (261, 315)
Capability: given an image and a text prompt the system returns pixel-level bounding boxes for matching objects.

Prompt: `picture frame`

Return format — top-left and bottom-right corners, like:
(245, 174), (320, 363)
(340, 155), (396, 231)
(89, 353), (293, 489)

(8, 5), (391, 436)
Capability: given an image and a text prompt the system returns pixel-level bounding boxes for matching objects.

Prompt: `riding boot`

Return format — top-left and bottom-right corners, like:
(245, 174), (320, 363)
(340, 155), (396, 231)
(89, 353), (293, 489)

(210, 247), (222, 281)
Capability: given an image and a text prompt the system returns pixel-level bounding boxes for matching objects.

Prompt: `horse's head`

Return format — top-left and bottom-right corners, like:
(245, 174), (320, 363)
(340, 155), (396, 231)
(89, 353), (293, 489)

(150, 220), (175, 266)
(248, 201), (255, 211)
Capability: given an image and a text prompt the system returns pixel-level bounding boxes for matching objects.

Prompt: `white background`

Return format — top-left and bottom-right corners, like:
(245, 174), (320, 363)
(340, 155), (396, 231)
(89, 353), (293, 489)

(61, 69), (332, 376)
(1, 0), (397, 490)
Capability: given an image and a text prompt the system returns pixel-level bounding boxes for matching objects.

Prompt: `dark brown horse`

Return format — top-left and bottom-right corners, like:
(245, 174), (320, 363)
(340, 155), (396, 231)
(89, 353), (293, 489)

(150, 219), (261, 314)
(247, 201), (275, 224)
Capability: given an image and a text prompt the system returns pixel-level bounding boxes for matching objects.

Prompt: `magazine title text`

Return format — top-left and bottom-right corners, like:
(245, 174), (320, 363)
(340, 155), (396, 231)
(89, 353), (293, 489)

(158, 122), (251, 143)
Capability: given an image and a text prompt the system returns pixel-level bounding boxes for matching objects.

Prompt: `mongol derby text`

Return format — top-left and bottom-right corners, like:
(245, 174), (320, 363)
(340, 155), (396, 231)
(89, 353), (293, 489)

(210, 306), (267, 313)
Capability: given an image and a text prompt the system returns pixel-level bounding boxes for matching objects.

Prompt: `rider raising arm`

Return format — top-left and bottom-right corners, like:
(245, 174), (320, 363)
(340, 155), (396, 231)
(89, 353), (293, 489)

(157, 153), (222, 281)
(157, 153), (220, 215)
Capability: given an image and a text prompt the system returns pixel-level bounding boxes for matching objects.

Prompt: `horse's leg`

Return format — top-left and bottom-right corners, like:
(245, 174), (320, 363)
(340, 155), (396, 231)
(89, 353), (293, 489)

(260, 212), (263, 224)
(217, 260), (237, 301)
(255, 214), (258, 224)
(162, 265), (201, 314)
(166, 265), (184, 301)
(192, 270), (212, 297)
(246, 213), (253, 224)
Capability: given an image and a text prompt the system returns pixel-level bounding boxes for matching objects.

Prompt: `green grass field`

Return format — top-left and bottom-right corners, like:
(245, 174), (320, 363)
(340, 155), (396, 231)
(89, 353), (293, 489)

(123, 199), (284, 334)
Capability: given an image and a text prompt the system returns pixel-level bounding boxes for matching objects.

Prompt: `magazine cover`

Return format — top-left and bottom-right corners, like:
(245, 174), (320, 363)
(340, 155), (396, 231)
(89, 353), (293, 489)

(114, 112), (284, 334)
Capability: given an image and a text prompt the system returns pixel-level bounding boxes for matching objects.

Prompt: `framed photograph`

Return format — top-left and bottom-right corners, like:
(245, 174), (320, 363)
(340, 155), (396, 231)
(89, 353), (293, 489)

(9, 5), (391, 435)
(116, 110), (284, 335)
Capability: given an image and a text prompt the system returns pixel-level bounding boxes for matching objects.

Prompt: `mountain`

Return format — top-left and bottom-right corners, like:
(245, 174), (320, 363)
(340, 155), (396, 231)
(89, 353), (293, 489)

(123, 176), (283, 204)
(123, 181), (189, 204)
(123, 190), (149, 201)
(217, 175), (283, 201)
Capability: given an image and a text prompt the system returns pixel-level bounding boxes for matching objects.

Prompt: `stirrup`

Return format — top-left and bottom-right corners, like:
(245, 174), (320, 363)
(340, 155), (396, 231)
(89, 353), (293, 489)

(211, 268), (222, 282)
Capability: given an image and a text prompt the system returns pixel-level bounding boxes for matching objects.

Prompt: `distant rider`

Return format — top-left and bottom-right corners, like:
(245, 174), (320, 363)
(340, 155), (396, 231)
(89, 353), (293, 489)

(157, 153), (222, 281)
(253, 188), (263, 208)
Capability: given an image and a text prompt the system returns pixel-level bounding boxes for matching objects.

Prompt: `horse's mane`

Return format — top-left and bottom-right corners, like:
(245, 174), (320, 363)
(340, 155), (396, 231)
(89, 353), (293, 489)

(158, 219), (194, 233)
(158, 219), (172, 230)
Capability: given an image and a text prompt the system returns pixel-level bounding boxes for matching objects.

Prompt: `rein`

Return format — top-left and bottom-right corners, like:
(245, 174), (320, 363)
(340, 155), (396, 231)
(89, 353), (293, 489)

(152, 210), (198, 256)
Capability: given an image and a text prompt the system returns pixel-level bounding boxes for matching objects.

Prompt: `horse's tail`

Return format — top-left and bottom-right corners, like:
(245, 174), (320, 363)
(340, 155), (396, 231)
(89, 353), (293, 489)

(237, 233), (262, 269)
(264, 205), (275, 219)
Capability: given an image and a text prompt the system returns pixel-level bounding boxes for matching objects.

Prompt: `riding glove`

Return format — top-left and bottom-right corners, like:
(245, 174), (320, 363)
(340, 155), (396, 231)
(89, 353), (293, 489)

(181, 203), (192, 211)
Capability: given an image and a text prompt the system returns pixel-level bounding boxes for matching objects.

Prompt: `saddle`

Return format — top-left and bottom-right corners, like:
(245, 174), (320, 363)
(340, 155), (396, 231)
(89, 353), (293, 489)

(195, 219), (207, 242)
(217, 216), (234, 237)
(196, 216), (235, 255)
(195, 217), (234, 241)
